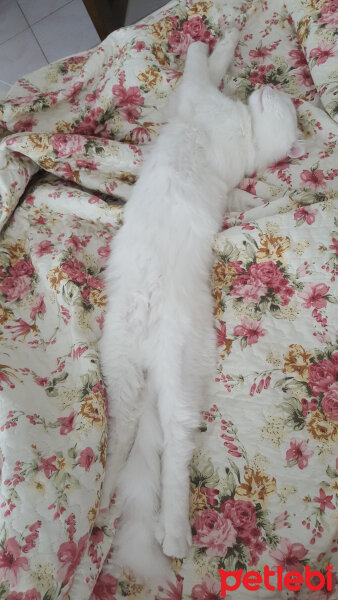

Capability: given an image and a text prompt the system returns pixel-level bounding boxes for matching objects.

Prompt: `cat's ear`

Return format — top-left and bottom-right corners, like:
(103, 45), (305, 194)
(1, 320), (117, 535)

(287, 139), (305, 159)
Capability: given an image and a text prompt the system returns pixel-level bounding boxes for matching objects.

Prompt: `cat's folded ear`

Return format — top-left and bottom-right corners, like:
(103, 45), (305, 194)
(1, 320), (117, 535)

(287, 138), (305, 159)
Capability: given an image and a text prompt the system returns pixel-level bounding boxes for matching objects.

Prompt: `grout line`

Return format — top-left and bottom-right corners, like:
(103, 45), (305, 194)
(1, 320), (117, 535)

(29, 26), (49, 63)
(29, 0), (74, 26)
(0, 25), (30, 48)
(0, 79), (11, 87)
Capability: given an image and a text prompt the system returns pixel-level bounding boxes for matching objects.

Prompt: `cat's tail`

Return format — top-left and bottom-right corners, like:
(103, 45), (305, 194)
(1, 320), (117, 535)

(112, 381), (170, 586)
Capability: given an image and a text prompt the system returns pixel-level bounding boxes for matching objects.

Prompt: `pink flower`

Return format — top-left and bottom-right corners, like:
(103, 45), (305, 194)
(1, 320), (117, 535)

(295, 66), (314, 88)
(35, 376), (48, 387)
(191, 574), (222, 600)
(57, 534), (88, 585)
(329, 237), (338, 254)
(92, 572), (117, 600)
(10, 259), (34, 277)
(308, 353), (338, 395)
(200, 486), (219, 507)
(24, 591), (41, 600)
(230, 272), (268, 303)
(51, 134), (87, 157)
(168, 30), (191, 57)
(13, 117), (37, 132)
(318, 1), (338, 27)
(193, 508), (237, 556)
(75, 158), (98, 169)
(249, 64), (274, 86)
(120, 105), (141, 124)
(1, 275), (31, 301)
(34, 239), (53, 256)
(233, 317), (266, 345)
(97, 245), (110, 259)
(300, 169), (326, 190)
(269, 537), (308, 572)
(58, 411), (76, 435)
(38, 456), (58, 479)
(239, 178), (257, 194)
(73, 108), (104, 135)
(134, 41), (146, 52)
(288, 48), (307, 68)
(0, 537), (29, 585)
(221, 499), (257, 539)
(294, 205), (318, 224)
(249, 45), (271, 62)
(78, 447), (95, 471)
(309, 42), (336, 65)
(4, 318), (31, 341)
(313, 488), (335, 512)
(112, 84), (144, 108)
(322, 382), (338, 421)
(62, 258), (87, 284)
(30, 294), (46, 320)
(285, 438), (314, 469)
(299, 283), (330, 309)
(181, 16), (213, 43)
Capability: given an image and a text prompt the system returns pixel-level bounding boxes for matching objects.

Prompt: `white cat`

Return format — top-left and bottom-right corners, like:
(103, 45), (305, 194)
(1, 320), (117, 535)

(99, 30), (301, 582)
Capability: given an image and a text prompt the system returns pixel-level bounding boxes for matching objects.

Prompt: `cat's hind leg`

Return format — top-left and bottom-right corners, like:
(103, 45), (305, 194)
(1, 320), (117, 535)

(98, 307), (146, 512)
(208, 27), (240, 87)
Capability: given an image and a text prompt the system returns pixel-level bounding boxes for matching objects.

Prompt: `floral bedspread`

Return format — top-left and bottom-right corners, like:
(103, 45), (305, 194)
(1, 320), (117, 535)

(0, 1), (337, 599)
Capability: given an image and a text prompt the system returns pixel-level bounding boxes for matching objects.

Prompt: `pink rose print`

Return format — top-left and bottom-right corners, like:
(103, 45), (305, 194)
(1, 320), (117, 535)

(249, 64), (274, 86)
(294, 205), (318, 224)
(73, 107), (104, 135)
(13, 116), (37, 132)
(92, 572), (118, 600)
(231, 261), (294, 306)
(239, 178), (257, 194)
(309, 42), (336, 65)
(0, 537), (29, 585)
(78, 447), (95, 471)
(285, 438), (314, 469)
(313, 488), (335, 512)
(168, 30), (191, 57)
(58, 410), (76, 435)
(57, 533), (88, 585)
(193, 508), (237, 556)
(191, 574), (222, 600)
(233, 317), (267, 345)
(300, 169), (326, 190)
(51, 134), (87, 157)
(308, 353), (338, 395)
(112, 80), (144, 123)
(299, 283), (330, 309)
(322, 382), (338, 421)
(269, 537), (308, 572)
(1, 275), (31, 301)
(134, 41), (146, 52)
(318, 1), (338, 27)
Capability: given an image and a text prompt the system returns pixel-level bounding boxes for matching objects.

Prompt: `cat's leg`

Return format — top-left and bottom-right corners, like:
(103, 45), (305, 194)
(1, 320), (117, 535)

(98, 315), (145, 512)
(182, 40), (211, 86)
(208, 27), (240, 87)
(155, 321), (217, 558)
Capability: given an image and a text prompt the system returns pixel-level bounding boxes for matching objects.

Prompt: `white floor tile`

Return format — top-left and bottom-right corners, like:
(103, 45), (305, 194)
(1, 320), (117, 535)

(0, 79), (11, 101)
(125, 0), (169, 25)
(0, 0), (29, 44)
(32, 0), (100, 63)
(0, 28), (47, 85)
(17, 0), (72, 26)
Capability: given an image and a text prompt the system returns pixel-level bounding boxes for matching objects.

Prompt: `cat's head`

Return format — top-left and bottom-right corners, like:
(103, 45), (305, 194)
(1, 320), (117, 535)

(248, 86), (302, 170)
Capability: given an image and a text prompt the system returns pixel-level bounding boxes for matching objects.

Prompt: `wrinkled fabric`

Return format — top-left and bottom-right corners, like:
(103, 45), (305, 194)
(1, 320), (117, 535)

(0, 1), (337, 599)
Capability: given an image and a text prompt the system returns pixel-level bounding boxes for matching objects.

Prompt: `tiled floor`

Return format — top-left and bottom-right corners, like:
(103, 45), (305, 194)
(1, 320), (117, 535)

(0, 0), (100, 99)
(0, 0), (170, 101)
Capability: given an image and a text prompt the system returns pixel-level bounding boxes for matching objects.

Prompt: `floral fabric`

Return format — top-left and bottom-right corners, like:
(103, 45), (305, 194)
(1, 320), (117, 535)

(0, 1), (337, 599)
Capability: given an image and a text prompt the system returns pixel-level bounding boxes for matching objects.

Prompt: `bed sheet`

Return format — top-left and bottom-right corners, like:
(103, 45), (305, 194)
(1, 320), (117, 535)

(0, 1), (337, 599)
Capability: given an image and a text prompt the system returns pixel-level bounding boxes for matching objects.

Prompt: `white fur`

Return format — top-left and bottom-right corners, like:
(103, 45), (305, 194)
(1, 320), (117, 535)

(99, 31), (299, 583)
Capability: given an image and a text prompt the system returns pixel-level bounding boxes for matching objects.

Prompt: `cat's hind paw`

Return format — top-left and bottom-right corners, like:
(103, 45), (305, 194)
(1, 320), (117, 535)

(162, 529), (192, 559)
